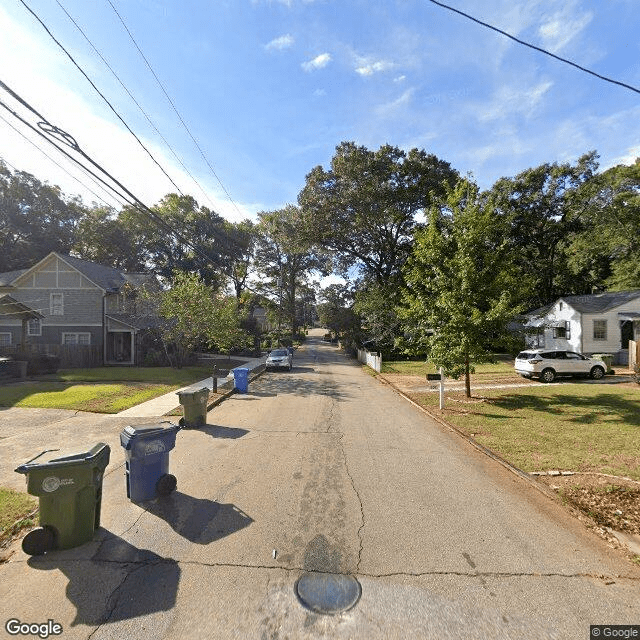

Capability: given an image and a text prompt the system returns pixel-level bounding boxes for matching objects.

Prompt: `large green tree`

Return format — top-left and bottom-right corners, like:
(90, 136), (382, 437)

(490, 152), (599, 308)
(401, 179), (522, 397)
(254, 205), (324, 336)
(0, 161), (86, 271)
(567, 159), (640, 291)
(298, 142), (459, 287)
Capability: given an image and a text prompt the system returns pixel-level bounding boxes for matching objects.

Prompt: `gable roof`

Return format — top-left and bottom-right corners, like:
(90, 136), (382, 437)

(560, 290), (640, 313)
(0, 252), (155, 293)
(526, 290), (640, 318)
(0, 269), (28, 287)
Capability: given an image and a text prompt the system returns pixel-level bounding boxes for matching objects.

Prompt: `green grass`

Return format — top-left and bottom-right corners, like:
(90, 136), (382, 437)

(0, 382), (176, 413)
(40, 365), (217, 385)
(412, 383), (640, 480)
(0, 487), (37, 542)
(382, 356), (515, 377)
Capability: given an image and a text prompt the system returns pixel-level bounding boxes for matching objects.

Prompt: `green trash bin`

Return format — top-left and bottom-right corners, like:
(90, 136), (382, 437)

(15, 443), (110, 555)
(176, 386), (209, 428)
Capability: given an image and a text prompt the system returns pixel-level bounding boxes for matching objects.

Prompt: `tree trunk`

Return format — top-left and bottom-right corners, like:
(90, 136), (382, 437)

(464, 353), (471, 398)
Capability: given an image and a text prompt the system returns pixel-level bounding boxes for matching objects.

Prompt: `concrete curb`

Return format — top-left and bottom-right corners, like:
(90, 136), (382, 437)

(372, 373), (557, 501)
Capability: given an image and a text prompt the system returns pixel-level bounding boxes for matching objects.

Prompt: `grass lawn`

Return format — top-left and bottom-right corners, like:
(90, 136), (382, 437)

(0, 382), (177, 413)
(0, 487), (37, 547)
(0, 364), (236, 413)
(382, 356), (516, 378)
(40, 365), (220, 385)
(411, 383), (640, 481)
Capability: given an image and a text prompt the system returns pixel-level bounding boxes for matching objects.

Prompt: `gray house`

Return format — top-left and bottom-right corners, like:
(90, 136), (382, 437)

(524, 290), (640, 365)
(0, 252), (161, 366)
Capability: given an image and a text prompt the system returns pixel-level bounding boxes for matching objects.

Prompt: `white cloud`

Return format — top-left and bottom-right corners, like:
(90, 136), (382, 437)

(0, 5), (255, 222)
(301, 53), (331, 72)
(376, 88), (415, 117)
(476, 80), (554, 122)
(394, 75), (406, 83)
(354, 59), (395, 77)
(313, 88), (326, 97)
(265, 34), (294, 51)
(538, 3), (593, 53)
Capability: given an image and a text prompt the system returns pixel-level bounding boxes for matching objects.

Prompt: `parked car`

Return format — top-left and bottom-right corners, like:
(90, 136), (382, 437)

(515, 349), (607, 383)
(322, 333), (332, 342)
(266, 348), (292, 371)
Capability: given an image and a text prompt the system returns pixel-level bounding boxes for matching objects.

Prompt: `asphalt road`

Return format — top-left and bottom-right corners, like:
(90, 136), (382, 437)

(1, 331), (638, 639)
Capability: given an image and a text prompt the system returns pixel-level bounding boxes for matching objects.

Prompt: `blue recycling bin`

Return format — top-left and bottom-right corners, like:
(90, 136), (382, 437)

(120, 423), (180, 503)
(233, 367), (249, 393)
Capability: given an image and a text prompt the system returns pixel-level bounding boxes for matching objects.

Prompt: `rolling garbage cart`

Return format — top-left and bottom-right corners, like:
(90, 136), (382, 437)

(120, 423), (180, 503)
(233, 368), (249, 393)
(15, 443), (111, 555)
(176, 386), (209, 427)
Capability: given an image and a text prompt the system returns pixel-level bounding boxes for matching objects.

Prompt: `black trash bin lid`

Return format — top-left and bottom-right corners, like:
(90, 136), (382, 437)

(15, 442), (110, 474)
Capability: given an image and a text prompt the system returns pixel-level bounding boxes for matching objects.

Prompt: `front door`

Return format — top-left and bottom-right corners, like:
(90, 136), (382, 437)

(107, 331), (133, 364)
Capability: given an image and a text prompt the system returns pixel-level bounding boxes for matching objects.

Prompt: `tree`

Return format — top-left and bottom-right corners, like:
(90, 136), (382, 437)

(401, 179), (523, 397)
(298, 142), (459, 288)
(0, 161), (86, 271)
(254, 205), (325, 336)
(73, 205), (148, 271)
(156, 271), (250, 367)
(223, 219), (257, 298)
(318, 284), (360, 341)
(567, 159), (640, 291)
(489, 152), (599, 308)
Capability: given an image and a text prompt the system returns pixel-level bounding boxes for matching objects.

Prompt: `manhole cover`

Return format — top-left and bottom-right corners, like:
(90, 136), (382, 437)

(295, 572), (361, 615)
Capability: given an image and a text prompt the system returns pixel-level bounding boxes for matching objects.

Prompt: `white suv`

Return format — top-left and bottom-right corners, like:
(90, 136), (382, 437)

(515, 350), (607, 383)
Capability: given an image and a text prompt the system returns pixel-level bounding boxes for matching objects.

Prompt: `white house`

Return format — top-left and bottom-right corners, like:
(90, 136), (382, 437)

(524, 290), (640, 365)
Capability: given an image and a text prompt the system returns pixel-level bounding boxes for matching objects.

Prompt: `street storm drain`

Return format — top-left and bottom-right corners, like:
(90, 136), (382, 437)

(295, 572), (362, 615)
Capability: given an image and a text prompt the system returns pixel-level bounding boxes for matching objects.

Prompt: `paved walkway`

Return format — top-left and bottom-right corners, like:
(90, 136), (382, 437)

(115, 356), (266, 417)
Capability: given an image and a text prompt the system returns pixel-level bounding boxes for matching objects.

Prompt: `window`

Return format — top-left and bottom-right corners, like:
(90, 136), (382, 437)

(0, 333), (11, 346)
(593, 319), (607, 340)
(553, 322), (571, 340)
(50, 293), (64, 316)
(62, 333), (91, 345)
(529, 327), (545, 348)
(27, 319), (41, 336)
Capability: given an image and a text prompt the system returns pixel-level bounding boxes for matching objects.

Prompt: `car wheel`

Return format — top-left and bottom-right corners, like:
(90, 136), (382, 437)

(540, 368), (556, 383)
(590, 365), (605, 380)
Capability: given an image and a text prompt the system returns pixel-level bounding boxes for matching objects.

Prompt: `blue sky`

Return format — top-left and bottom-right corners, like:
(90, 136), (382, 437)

(0, 0), (638, 221)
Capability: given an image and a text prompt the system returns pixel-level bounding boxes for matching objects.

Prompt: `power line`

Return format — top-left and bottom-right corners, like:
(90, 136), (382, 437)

(53, 0), (219, 211)
(0, 113), (124, 209)
(0, 79), (242, 276)
(425, 0), (640, 96)
(17, 0), (185, 195)
(105, 0), (247, 219)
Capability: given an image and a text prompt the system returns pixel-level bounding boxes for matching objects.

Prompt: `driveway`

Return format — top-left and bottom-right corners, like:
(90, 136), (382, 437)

(1, 332), (638, 639)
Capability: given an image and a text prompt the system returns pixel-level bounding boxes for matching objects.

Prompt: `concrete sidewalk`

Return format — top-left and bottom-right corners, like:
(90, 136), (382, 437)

(115, 355), (266, 418)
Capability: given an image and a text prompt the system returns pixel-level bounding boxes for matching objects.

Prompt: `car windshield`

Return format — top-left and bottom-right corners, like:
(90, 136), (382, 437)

(270, 349), (288, 356)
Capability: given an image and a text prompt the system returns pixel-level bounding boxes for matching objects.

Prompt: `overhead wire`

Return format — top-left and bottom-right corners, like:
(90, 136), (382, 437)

(53, 0), (219, 211)
(105, 0), (248, 220)
(425, 0), (640, 96)
(17, 0), (185, 195)
(0, 79), (243, 276)
(0, 113), (124, 209)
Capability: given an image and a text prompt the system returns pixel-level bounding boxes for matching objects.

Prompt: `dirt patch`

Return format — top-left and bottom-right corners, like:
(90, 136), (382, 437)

(538, 474), (640, 536)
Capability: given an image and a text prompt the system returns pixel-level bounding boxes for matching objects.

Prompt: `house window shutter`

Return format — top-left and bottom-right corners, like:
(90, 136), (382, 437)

(565, 321), (571, 340)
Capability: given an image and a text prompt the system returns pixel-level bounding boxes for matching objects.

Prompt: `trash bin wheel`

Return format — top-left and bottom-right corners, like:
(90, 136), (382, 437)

(156, 473), (177, 496)
(22, 526), (56, 556)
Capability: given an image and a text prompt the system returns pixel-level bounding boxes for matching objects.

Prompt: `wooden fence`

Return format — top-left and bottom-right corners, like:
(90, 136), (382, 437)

(0, 344), (102, 368)
(630, 340), (639, 370)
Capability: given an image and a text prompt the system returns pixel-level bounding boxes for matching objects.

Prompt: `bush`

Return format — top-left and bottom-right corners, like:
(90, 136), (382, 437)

(13, 353), (61, 375)
(634, 363), (640, 385)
